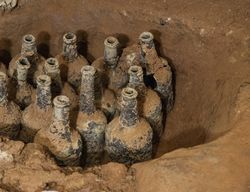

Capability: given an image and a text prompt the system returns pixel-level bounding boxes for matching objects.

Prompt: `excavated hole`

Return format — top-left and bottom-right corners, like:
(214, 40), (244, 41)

(0, 0), (234, 174)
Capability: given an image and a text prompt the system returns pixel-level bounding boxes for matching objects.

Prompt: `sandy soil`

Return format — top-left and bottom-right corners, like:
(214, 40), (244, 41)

(0, 0), (249, 191)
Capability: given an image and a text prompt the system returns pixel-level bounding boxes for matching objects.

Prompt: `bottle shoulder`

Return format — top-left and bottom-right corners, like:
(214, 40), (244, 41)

(77, 110), (107, 127)
(107, 117), (152, 149)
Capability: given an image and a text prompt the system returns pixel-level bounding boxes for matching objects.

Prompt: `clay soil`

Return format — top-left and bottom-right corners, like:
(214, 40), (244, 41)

(0, 0), (250, 191)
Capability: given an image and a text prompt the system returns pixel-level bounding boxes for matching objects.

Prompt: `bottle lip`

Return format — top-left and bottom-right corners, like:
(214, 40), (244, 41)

(63, 32), (77, 44)
(37, 75), (51, 87)
(122, 87), (138, 99)
(128, 65), (143, 76)
(23, 34), (36, 44)
(0, 72), (7, 82)
(139, 32), (154, 44)
(16, 57), (31, 70)
(45, 57), (59, 70)
(81, 65), (96, 76)
(104, 36), (119, 48)
(53, 95), (70, 108)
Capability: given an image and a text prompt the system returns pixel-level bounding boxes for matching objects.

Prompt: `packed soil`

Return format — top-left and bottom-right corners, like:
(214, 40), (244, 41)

(0, 0), (250, 191)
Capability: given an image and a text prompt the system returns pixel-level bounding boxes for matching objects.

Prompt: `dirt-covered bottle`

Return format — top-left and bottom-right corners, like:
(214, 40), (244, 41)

(92, 36), (128, 93)
(0, 72), (21, 139)
(35, 95), (82, 166)
(44, 57), (78, 110)
(127, 65), (163, 139)
(105, 87), (153, 164)
(139, 31), (173, 112)
(19, 75), (53, 143)
(76, 65), (107, 165)
(56, 32), (88, 92)
(14, 57), (34, 110)
(8, 34), (45, 85)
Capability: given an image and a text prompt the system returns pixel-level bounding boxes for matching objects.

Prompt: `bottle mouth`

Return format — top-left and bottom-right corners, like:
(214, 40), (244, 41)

(23, 34), (35, 44)
(128, 65), (143, 75)
(63, 32), (77, 44)
(53, 95), (70, 108)
(104, 36), (119, 48)
(37, 75), (51, 87)
(45, 57), (59, 70)
(0, 72), (7, 82)
(139, 32), (154, 44)
(122, 87), (138, 99)
(81, 65), (96, 76)
(17, 57), (31, 70)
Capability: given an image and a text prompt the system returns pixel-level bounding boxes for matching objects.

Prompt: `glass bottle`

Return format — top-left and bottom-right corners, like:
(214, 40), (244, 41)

(34, 95), (82, 166)
(0, 72), (21, 139)
(19, 75), (53, 143)
(56, 32), (88, 92)
(8, 34), (45, 85)
(44, 57), (78, 111)
(127, 65), (163, 139)
(76, 65), (107, 165)
(92, 36), (128, 93)
(105, 87), (153, 164)
(139, 32), (173, 112)
(15, 57), (34, 110)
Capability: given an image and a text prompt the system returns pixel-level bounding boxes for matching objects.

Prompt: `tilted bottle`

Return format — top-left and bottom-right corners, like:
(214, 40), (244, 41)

(0, 72), (21, 139)
(56, 32), (88, 92)
(35, 95), (82, 166)
(139, 32), (173, 112)
(44, 57), (78, 110)
(15, 57), (34, 110)
(76, 65), (107, 165)
(8, 34), (45, 85)
(92, 36), (128, 93)
(127, 65), (163, 139)
(19, 75), (53, 143)
(105, 87), (153, 164)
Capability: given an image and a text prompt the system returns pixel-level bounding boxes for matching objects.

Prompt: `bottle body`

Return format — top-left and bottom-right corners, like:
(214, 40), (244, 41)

(76, 65), (107, 165)
(8, 34), (45, 85)
(0, 72), (21, 139)
(20, 75), (52, 143)
(44, 58), (79, 111)
(56, 32), (88, 92)
(34, 95), (82, 166)
(76, 111), (106, 165)
(14, 57), (34, 110)
(127, 65), (163, 139)
(105, 88), (153, 164)
(92, 37), (128, 93)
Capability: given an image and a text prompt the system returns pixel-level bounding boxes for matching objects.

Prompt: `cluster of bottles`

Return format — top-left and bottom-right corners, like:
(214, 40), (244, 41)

(0, 31), (173, 165)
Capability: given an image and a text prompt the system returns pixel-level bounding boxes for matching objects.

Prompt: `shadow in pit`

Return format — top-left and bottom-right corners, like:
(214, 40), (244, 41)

(37, 31), (52, 59)
(156, 126), (207, 157)
(0, 38), (12, 68)
(76, 30), (95, 63)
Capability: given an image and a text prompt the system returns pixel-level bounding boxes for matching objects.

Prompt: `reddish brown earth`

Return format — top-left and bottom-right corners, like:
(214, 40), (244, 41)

(0, 0), (250, 191)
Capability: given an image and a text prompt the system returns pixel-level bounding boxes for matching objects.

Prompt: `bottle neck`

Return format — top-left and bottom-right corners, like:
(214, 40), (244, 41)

(53, 95), (70, 125)
(44, 58), (63, 93)
(128, 65), (146, 95)
(139, 32), (157, 74)
(119, 88), (139, 127)
(0, 73), (8, 106)
(104, 37), (119, 68)
(80, 66), (96, 115)
(17, 57), (30, 86)
(62, 32), (78, 62)
(21, 34), (38, 58)
(36, 75), (52, 110)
